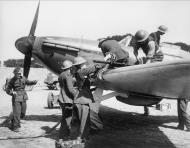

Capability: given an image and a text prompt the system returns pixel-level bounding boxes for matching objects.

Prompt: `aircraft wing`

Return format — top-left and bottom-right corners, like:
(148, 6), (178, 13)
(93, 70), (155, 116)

(93, 59), (190, 107)
(161, 43), (190, 61)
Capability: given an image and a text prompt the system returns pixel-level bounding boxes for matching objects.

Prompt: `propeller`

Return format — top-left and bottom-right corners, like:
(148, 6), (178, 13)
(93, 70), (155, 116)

(15, 1), (40, 78)
(23, 55), (32, 78)
(29, 1), (40, 37)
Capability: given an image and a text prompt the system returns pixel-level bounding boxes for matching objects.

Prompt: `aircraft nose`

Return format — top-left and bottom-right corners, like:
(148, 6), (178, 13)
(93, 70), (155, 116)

(15, 36), (34, 55)
(15, 37), (27, 54)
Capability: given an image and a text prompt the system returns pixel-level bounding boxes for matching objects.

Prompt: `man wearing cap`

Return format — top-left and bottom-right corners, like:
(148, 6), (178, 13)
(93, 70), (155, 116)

(5, 67), (37, 132)
(58, 60), (79, 140)
(72, 57), (103, 140)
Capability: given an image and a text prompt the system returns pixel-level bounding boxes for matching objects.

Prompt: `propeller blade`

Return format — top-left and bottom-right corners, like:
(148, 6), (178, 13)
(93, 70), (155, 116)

(23, 55), (32, 78)
(29, 1), (40, 36)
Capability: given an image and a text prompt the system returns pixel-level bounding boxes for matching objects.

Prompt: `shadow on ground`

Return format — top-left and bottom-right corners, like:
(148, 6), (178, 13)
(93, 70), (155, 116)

(0, 105), (178, 148)
(0, 114), (61, 123)
(44, 106), (60, 109)
(35, 105), (178, 148)
(83, 105), (177, 148)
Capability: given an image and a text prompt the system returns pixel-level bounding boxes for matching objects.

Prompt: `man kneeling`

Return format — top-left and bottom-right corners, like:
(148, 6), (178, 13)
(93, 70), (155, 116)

(72, 57), (104, 140)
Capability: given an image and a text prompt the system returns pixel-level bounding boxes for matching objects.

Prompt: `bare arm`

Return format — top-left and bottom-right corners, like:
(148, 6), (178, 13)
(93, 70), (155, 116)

(146, 41), (156, 64)
(25, 77), (37, 85)
(133, 45), (139, 62)
(26, 80), (37, 85)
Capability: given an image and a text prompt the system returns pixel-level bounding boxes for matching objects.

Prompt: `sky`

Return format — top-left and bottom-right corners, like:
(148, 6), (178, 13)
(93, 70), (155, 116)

(0, 0), (190, 61)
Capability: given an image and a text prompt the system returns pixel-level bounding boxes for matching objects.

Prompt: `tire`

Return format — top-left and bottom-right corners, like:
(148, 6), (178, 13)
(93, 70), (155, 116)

(47, 85), (54, 90)
(47, 92), (54, 109)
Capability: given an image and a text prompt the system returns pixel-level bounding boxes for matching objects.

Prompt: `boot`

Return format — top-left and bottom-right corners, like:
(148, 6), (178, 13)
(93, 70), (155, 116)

(177, 124), (184, 130)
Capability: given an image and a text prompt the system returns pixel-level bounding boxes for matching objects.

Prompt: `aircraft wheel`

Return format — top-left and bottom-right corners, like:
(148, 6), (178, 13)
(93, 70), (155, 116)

(47, 92), (54, 109)
(47, 85), (54, 90)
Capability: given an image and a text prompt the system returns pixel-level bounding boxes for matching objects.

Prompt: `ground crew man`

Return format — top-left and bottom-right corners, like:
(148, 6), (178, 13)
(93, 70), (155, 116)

(150, 25), (168, 47)
(177, 98), (190, 131)
(5, 67), (37, 132)
(58, 60), (78, 140)
(149, 25), (168, 62)
(130, 30), (156, 64)
(98, 39), (129, 79)
(72, 57), (103, 140)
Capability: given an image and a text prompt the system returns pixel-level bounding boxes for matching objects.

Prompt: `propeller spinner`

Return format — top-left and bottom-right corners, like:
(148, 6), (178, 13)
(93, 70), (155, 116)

(15, 1), (40, 78)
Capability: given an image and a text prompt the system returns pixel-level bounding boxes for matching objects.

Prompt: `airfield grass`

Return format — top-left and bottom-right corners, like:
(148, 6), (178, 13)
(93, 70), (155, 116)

(0, 67), (190, 148)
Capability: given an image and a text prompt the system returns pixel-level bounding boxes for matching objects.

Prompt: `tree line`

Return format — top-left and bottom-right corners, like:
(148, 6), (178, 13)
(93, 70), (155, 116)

(164, 42), (190, 52)
(3, 59), (43, 68)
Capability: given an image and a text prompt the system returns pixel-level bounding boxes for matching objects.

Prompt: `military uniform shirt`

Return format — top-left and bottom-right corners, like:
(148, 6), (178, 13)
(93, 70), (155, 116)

(58, 70), (78, 104)
(6, 76), (37, 102)
(131, 37), (156, 59)
(99, 40), (129, 61)
(74, 65), (99, 104)
(149, 32), (161, 46)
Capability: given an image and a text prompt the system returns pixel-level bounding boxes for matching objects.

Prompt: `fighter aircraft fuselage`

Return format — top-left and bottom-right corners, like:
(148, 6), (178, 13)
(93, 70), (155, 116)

(14, 1), (190, 107)
(28, 36), (103, 75)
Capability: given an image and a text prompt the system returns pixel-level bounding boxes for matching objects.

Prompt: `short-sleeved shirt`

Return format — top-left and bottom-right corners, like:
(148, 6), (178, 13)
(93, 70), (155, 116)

(130, 37), (156, 59)
(149, 32), (160, 51)
(149, 32), (160, 46)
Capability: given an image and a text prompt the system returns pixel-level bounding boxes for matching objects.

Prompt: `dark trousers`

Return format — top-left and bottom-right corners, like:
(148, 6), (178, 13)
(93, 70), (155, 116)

(59, 103), (73, 139)
(59, 102), (103, 140)
(144, 106), (149, 115)
(177, 99), (190, 130)
(72, 103), (103, 139)
(12, 101), (27, 129)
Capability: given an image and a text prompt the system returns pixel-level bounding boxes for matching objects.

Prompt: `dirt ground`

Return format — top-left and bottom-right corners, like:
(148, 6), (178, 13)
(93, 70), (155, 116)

(0, 67), (190, 148)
